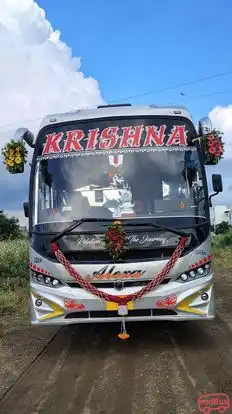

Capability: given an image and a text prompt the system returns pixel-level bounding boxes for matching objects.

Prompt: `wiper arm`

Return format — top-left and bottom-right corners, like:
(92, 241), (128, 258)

(118, 221), (190, 237)
(50, 218), (118, 243)
(121, 220), (210, 243)
(182, 220), (210, 229)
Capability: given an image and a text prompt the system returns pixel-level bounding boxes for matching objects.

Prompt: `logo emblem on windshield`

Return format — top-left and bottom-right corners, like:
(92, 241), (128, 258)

(114, 280), (124, 291)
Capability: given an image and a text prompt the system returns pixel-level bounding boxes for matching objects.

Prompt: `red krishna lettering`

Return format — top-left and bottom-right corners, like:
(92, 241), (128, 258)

(144, 125), (166, 146)
(167, 125), (187, 146)
(119, 125), (143, 148)
(99, 127), (119, 149)
(41, 124), (189, 155)
(63, 130), (85, 152)
(42, 132), (63, 154)
(86, 128), (99, 150)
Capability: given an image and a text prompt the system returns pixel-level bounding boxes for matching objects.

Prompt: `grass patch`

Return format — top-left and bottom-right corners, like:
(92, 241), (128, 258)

(0, 238), (28, 279)
(0, 238), (29, 316)
(212, 232), (232, 270)
(212, 231), (232, 249)
(212, 247), (232, 270)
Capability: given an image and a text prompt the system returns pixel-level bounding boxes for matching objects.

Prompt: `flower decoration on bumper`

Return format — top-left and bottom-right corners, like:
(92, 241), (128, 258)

(103, 221), (127, 260)
(201, 129), (224, 165)
(1, 139), (28, 173)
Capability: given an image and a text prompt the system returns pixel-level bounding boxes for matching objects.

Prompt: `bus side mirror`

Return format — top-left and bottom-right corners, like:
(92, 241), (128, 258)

(23, 202), (29, 218)
(14, 128), (35, 148)
(209, 174), (223, 207)
(212, 174), (223, 193)
(198, 117), (213, 136)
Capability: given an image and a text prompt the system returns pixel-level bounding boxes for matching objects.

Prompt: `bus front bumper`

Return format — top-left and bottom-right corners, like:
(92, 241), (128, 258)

(29, 275), (215, 325)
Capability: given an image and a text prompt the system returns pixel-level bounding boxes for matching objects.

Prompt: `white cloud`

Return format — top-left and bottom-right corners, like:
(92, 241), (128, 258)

(209, 105), (232, 159)
(0, 0), (103, 222)
(0, 0), (103, 142)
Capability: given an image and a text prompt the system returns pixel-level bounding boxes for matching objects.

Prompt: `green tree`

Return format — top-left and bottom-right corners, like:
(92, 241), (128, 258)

(0, 210), (21, 240)
(215, 220), (231, 235)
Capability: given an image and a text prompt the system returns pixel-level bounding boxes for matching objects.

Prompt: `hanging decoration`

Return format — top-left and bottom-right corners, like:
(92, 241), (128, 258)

(1, 139), (28, 173)
(200, 129), (224, 165)
(103, 221), (127, 260)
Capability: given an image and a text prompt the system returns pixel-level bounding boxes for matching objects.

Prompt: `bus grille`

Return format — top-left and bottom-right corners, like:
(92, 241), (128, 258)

(66, 278), (171, 289)
(65, 309), (177, 319)
(47, 247), (181, 264)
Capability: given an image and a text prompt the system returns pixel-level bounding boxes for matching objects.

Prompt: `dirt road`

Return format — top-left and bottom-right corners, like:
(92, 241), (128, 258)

(0, 271), (232, 414)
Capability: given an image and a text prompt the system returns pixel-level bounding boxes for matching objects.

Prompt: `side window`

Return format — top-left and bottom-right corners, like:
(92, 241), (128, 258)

(36, 160), (74, 223)
(38, 162), (53, 210)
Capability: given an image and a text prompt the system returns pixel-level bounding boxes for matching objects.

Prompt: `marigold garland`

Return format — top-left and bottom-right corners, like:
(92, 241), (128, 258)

(200, 129), (224, 165)
(1, 139), (28, 173)
(103, 221), (127, 260)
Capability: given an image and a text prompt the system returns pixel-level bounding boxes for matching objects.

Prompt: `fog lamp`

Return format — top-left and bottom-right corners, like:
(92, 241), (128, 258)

(201, 293), (209, 301)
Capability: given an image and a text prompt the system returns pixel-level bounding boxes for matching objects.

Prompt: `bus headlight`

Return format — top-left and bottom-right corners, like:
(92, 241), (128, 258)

(180, 273), (188, 281)
(31, 271), (63, 288)
(45, 276), (51, 284)
(37, 274), (44, 283)
(52, 279), (59, 287)
(177, 262), (211, 283)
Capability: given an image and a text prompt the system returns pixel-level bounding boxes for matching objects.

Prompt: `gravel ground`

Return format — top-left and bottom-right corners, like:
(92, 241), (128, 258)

(0, 268), (231, 414)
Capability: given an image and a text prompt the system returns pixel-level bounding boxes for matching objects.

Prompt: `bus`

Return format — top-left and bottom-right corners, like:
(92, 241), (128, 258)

(11, 104), (223, 326)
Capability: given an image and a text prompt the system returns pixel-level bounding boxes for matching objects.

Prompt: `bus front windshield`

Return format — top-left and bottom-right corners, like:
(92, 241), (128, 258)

(33, 147), (207, 226)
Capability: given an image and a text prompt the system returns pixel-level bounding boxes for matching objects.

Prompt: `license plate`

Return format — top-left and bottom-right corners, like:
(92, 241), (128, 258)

(118, 305), (128, 316)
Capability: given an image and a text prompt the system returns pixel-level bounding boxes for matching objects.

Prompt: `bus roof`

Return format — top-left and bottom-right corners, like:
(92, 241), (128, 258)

(38, 104), (193, 131)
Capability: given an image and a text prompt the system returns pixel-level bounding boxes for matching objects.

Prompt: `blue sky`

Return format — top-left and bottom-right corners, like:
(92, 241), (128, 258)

(37, 0), (232, 122)
(1, 0), (232, 224)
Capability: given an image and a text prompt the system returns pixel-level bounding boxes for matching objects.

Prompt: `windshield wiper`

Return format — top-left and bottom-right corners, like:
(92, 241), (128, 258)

(50, 217), (192, 244)
(50, 218), (110, 243)
(116, 221), (190, 237)
(119, 219), (210, 244)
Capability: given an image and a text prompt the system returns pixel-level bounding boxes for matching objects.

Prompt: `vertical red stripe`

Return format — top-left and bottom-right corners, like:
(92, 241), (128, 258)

(114, 155), (118, 165)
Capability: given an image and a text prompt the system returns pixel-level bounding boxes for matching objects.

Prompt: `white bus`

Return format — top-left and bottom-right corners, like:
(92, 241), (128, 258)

(12, 104), (223, 326)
